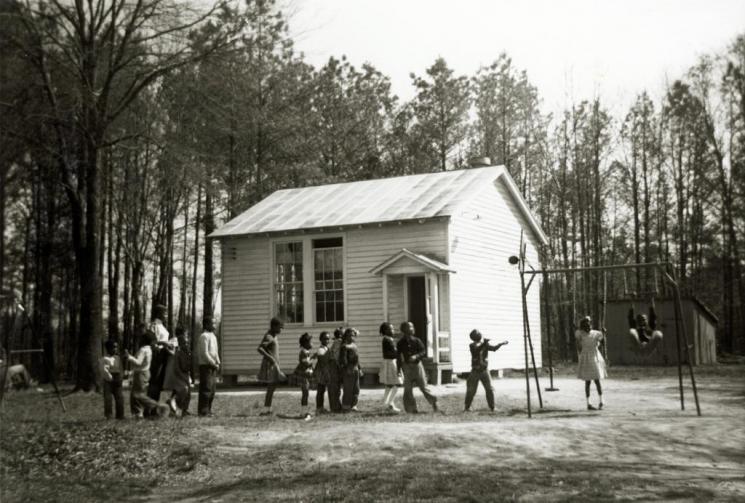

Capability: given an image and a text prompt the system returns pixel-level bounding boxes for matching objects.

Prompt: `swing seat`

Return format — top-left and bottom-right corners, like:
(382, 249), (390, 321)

(628, 329), (663, 356)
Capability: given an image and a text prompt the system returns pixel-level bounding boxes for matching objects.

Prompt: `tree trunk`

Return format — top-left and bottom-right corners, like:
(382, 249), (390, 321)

(203, 181), (214, 320)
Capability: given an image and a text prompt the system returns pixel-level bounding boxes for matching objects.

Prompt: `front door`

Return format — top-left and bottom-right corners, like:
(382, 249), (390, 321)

(407, 276), (427, 351)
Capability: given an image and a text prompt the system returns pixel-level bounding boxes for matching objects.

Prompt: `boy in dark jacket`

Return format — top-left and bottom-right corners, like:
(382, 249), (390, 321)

(464, 329), (508, 412)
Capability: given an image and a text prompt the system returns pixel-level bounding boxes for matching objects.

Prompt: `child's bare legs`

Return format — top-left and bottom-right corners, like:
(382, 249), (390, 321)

(300, 379), (311, 419)
(585, 380), (604, 410)
(261, 383), (276, 415)
(383, 385), (400, 411)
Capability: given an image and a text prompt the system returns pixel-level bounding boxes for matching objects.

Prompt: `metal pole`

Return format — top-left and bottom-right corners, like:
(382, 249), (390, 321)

(663, 271), (686, 411)
(524, 262), (673, 276)
(668, 270), (702, 416)
(543, 272), (558, 391)
(520, 269), (532, 418)
(521, 270), (543, 408)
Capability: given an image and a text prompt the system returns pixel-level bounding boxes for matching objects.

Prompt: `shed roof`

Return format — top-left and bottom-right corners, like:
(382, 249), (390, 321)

(210, 165), (548, 245)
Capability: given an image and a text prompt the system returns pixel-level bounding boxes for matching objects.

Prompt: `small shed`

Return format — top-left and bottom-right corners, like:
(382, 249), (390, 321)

(604, 297), (718, 366)
(210, 165), (548, 383)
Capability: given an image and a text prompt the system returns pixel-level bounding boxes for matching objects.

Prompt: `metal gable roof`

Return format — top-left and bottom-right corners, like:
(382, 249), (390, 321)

(210, 165), (548, 245)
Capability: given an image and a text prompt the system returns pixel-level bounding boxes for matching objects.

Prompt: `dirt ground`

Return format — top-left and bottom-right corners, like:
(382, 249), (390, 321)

(1, 365), (744, 502)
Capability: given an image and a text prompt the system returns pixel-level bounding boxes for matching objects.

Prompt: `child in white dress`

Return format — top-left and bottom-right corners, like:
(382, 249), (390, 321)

(575, 316), (607, 410)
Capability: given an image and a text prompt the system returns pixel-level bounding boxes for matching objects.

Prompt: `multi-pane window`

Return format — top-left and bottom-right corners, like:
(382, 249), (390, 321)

(313, 238), (344, 323)
(274, 242), (303, 323)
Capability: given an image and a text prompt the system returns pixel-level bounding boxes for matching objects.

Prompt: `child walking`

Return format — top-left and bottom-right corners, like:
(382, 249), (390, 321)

(292, 332), (314, 420)
(197, 317), (220, 417)
(314, 331), (332, 414)
(327, 327), (344, 412)
(100, 338), (124, 419)
(164, 327), (192, 416)
(379, 322), (402, 412)
(464, 329), (508, 412)
(125, 330), (168, 418)
(257, 318), (285, 416)
(576, 316), (607, 410)
(339, 328), (361, 412)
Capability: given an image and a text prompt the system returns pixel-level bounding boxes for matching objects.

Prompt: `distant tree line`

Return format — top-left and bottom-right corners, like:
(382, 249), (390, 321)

(1, 0), (743, 388)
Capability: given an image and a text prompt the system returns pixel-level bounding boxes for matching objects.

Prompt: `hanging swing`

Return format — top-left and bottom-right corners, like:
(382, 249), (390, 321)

(624, 270), (664, 356)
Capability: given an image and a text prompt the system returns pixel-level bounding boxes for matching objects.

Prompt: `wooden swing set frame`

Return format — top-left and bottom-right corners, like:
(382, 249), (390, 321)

(514, 245), (701, 418)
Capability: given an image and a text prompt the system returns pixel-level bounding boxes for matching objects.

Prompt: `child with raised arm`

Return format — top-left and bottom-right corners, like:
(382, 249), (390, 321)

(576, 316), (607, 410)
(314, 331), (332, 414)
(379, 322), (402, 412)
(292, 332), (314, 420)
(464, 330), (508, 412)
(100, 338), (124, 419)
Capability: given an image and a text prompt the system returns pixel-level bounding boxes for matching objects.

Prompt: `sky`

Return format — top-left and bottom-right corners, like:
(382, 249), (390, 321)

(288, 0), (745, 117)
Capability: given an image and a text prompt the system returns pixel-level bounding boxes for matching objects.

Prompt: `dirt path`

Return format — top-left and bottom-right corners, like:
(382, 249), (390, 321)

(148, 370), (745, 502)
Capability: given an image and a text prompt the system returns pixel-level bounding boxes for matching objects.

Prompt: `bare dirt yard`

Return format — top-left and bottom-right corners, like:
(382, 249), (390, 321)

(1, 365), (744, 502)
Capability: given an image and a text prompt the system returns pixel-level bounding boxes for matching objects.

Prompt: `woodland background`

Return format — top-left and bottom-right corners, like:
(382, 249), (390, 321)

(1, 0), (743, 390)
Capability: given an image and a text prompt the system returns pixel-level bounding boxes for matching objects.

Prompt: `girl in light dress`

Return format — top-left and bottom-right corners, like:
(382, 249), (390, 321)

(379, 322), (402, 412)
(575, 316), (607, 410)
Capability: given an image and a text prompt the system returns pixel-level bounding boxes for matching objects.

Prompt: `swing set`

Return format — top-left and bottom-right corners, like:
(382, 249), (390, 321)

(512, 245), (701, 418)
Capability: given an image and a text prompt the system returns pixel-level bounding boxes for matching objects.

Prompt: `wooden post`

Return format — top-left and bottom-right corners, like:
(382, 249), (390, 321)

(543, 272), (558, 391)
(520, 250), (543, 408)
(664, 270), (686, 411)
(520, 268), (532, 418)
(668, 269), (702, 416)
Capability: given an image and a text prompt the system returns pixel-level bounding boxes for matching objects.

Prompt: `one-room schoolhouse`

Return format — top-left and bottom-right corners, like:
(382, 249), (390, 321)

(210, 164), (548, 384)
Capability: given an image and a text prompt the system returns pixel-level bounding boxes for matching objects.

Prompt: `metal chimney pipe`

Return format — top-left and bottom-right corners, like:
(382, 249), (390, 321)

(469, 156), (492, 168)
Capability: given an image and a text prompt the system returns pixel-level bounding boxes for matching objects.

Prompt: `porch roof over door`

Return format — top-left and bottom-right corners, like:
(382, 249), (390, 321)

(369, 248), (455, 276)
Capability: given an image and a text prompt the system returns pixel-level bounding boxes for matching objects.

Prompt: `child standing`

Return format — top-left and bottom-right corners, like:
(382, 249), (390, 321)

(196, 317), (220, 417)
(164, 327), (192, 416)
(257, 318), (285, 416)
(464, 329), (508, 412)
(125, 330), (168, 418)
(327, 327), (344, 412)
(314, 331), (332, 414)
(100, 338), (124, 419)
(339, 328), (361, 412)
(379, 322), (402, 412)
(576, 316), (607, 410)
(292, 332), (314, 420)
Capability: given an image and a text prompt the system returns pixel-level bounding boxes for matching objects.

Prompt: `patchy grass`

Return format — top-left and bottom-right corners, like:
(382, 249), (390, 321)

(1, 364), (744, 502)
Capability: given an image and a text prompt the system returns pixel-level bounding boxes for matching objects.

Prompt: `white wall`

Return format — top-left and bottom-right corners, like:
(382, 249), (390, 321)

(448, 177), (543, 373)
(219, 220), (448, 374)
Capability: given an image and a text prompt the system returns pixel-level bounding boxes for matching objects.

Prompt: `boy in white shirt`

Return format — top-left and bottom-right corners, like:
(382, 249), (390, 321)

(100, 339), (124, 419)
(197, 317), (220, 417)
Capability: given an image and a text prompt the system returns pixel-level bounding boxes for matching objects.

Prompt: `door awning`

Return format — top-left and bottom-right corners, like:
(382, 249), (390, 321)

(369, 248), (456, 276)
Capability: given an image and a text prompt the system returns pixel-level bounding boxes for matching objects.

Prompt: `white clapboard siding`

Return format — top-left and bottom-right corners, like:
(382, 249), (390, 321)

(345, 221), (448, 369)
(219, 221), (448, 374)
(448, 177), (543, 373)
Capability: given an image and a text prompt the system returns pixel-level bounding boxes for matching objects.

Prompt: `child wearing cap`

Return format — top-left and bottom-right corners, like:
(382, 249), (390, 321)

(464, 329), (508, 412)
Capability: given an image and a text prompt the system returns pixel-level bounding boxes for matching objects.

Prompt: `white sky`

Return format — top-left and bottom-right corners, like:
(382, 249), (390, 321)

(289, 0), (745, 116)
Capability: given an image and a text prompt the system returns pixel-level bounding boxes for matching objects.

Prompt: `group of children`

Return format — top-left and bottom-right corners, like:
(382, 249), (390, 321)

(257, 317), (514, 419)
(100, 308), (627, 420)
(99, 306), (220, 420)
